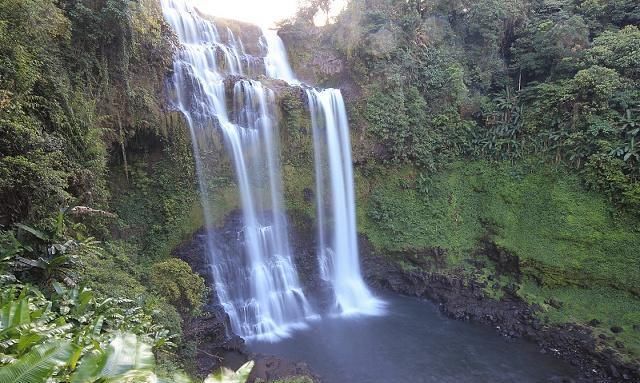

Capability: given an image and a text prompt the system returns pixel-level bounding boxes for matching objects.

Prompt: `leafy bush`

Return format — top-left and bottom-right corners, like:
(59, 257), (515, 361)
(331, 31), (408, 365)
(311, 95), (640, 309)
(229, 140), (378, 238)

(0, 0), (173, 227)
(149, 259), (207, 315)
(0, 282), (173, 383)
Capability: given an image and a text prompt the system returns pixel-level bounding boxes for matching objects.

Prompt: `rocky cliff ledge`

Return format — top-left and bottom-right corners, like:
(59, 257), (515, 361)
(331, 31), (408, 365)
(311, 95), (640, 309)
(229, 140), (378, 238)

(360, 238), (640, 383)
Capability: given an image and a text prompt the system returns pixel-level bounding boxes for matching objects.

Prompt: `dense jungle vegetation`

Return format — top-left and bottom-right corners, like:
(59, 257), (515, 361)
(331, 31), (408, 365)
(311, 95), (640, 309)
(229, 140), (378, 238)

(284, 0), (640, 366)
(0, 0), (214, 380)
(0, 0), (639, 381)
(289, 0), (640, 209)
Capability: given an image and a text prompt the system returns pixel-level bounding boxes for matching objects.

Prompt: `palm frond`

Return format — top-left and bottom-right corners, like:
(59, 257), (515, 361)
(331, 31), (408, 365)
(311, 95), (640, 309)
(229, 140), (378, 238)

(0, 340), (74, 383)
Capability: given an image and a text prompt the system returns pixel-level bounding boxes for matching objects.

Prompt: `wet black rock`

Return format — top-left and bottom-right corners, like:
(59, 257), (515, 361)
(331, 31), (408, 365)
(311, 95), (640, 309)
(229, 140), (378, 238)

(182, 314), (248, 376)
(610, 364), (620, 378)
(589, 319), (601, 327)
(173, 220), (250, 376)
(248, 355), (318, 383)
(482, 240), (521, 277)
(302, 187), (314, 203)
(547, 376), (576, 383)
(546, 298), (564, 309)
(173, 213), (322, 381)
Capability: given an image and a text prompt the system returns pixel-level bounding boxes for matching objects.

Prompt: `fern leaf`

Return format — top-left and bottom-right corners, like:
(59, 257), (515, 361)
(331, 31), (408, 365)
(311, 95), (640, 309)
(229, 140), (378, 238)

(0, 340), (74, 383)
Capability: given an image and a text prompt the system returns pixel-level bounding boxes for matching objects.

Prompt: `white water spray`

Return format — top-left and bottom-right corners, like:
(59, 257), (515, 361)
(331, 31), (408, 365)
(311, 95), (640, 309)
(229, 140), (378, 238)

(307, 89), (385, 316)
(161, 0), (315, 341)
(262, 28), (298, 84)
(162, 0), (383, 341)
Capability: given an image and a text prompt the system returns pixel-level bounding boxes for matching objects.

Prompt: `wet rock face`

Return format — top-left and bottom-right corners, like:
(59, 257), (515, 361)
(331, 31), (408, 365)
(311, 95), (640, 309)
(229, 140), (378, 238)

(248, 356), (317, 383)
(287, 212), (334, 312)
(310, 51), (344, 76)
(481, 240), (521, 278)
(181, 314), (248, 376)
(173, 222), (248, 376)
(173, 212), (326, 380)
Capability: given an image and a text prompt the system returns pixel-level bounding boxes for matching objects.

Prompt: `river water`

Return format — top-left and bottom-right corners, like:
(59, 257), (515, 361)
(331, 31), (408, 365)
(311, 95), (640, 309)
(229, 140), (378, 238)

(250, 293), (578, 383)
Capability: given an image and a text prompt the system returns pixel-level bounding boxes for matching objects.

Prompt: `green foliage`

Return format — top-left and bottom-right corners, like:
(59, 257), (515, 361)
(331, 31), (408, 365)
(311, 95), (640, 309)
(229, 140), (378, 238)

(512, 13), (589, 80)
(279, 88), (313, 167)
(360, 160), (640, 361)
(0, 341), (74, 383)
(361, 165), (480, 261)
(519, 282), (640, 362)
(0, 281), (174, 382)
(364, 85), (459, 170)
(579, 0), (640, 33)
(587, 26), (640, 81)
(1, 212), (102, 286)
(0, 0), (173, 227)
(0, 0), (86, 226)
(361, 161), (640, 296)
(69, 333), (155, 383)
(285, 0), (640, 213)
(149, 259), (206, 315)
(109, 117), (210, 261)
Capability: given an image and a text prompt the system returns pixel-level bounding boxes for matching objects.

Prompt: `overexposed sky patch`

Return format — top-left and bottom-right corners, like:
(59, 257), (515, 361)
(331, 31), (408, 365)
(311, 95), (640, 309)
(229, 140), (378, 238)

(193, 0), (346, 27)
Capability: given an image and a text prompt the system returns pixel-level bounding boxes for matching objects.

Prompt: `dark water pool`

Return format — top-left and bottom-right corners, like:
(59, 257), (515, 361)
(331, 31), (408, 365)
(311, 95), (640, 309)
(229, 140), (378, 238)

(250, 294), (578, 383)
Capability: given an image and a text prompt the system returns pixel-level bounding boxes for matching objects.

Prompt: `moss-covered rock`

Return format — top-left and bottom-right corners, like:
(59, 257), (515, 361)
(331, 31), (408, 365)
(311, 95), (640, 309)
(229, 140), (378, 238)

(355, 159), (640, 363)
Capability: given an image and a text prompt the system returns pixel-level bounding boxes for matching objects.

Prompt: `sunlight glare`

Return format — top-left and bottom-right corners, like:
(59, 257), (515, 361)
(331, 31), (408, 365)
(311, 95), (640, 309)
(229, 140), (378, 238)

(193, 0), (299, 27)
(192, 0), (347, 27)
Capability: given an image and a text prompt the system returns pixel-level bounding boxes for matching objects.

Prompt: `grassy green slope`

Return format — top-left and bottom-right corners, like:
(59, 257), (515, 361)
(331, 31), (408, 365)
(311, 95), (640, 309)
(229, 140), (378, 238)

(356, 160), (640, 360)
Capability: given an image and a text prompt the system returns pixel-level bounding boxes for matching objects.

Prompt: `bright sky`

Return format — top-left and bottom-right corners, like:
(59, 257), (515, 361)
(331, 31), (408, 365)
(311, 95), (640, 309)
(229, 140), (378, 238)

(193, 0), (347, 27)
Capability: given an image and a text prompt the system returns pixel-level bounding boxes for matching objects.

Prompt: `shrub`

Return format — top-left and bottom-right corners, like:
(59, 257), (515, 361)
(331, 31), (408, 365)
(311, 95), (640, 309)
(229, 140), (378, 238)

(149, 258), (207, 315)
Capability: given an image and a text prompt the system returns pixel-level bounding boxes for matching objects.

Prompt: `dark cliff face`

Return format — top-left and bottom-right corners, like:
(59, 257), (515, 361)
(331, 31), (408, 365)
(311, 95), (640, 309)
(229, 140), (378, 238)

(172, 220), (248, 376)
(172, 211), (324, 381)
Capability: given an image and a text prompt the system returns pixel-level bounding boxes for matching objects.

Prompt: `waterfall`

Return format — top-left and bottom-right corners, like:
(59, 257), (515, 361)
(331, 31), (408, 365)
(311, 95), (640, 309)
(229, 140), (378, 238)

(261, 28), (298, 84)
(161, 0), (315, 341)
(161, 0), (383, 341)
(307, 89), (385, 316)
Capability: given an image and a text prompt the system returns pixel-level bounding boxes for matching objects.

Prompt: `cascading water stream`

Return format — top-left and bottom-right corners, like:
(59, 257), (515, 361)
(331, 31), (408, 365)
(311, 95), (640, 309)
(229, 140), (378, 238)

(261, 28), (298, 84)
(162, 0), (383, 341)
(161, 0), (314, 341)
(258, 19), (384, 316)
(224, 80), (316, 339)
(307, 89), (385, 316)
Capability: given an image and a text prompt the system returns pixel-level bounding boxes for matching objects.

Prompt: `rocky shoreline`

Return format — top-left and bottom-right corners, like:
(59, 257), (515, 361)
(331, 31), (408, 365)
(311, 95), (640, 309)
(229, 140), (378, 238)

(362, 248), (640, 383)
(173, 218), (639, 383)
